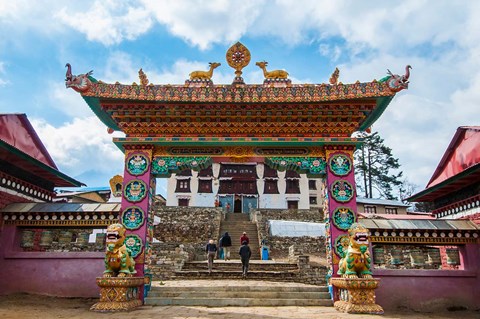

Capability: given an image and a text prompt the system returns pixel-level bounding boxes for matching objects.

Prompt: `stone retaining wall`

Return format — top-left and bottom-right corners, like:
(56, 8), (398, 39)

(251, 208), (326, 260)
(150, 207), (223, 279)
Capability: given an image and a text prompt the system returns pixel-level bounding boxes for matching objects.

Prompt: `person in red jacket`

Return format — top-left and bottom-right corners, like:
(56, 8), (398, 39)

(240, 232), (249, 245)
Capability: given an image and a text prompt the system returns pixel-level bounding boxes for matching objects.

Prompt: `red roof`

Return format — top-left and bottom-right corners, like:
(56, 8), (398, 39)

(0, 114), (57, 169)
(408, 126), (480, 202)
(0, 114), (83, 187)
(427, 126), (480, 188)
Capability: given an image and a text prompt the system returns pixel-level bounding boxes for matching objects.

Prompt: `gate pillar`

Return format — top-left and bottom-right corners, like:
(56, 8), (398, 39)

(325, 146), (357, 299)
(119, 145), (155, 301)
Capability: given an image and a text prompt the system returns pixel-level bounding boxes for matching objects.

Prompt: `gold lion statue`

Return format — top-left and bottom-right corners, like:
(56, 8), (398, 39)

(103, 223), (136, 277)
(337, 223), (373, 278)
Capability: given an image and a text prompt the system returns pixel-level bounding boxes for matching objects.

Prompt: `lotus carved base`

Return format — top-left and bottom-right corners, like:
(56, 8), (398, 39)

(90, 277), (144, 312)
(330, 277), (384, 315)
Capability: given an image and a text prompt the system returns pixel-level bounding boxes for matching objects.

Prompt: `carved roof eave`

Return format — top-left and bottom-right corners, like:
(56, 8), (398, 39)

(80, 81), (397, 133)
(112, 137), (363, 153)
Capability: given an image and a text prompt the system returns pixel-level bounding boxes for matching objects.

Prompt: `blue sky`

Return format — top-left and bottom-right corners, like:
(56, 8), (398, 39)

(1, 1), (479, 197)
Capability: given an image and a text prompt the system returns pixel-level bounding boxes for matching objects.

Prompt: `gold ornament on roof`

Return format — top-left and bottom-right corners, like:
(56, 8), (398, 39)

(329, 67), (340, 85)
(226, 42), (251, 77)
(109, 175), (123, 197)
(138, 68), (149, 86)
(255, 61), (289, 79)
(189, 62), (221, 80)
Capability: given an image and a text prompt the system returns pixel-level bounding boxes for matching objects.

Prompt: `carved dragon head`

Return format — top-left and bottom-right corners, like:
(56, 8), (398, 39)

(65, 63), (93, 93)
(386, 65), (412, 92)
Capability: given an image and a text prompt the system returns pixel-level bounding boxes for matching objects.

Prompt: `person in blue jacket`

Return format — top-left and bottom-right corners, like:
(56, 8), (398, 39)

(239, 240), (252, 278)
(220, 232), (232, 260)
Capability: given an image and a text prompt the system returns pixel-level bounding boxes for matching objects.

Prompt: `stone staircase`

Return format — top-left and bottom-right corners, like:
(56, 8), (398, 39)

(219, 213), (261, 260)
(145, 280), (333, 306)
(173, 260), (298, 281)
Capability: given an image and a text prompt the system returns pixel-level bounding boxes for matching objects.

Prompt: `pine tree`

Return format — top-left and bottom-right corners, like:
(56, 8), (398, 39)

(354, 132), (404, 200)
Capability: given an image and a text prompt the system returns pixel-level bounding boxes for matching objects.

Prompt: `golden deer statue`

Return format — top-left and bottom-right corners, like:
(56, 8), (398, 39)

(189, 62), (221, 80)
(255, 61), (289, 79)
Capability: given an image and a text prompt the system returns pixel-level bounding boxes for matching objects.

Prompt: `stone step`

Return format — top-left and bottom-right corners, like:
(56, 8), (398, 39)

(224, 214), (250, 221)
(151, 285), (329, 293)
(172, 270), (298, 281)
(182, 261), (298, 271)
(149, 291), (330, 299)
(145, 281), (333, 307)
(145, 297), (333, 307)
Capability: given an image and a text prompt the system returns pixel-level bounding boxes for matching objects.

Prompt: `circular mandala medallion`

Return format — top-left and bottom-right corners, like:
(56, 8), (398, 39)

(329, 154), (352, 176)
(121, 206), (145, 230)
(125, 234), (143, 258)
(124, 180), (147, 203)
(126, 153), (149, 176)
(332, 207), (356, 230)
(334, 234), (350, 258)
(331, 180), (354, 203)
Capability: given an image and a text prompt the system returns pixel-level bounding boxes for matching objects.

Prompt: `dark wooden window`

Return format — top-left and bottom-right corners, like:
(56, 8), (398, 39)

(176, 169), (192, 176)
(198, 180), (212, 193)
(263, 165), (278, 178)
(178, 198), (189, 206)
(309, 196), (317, 205)
(285, 179), (300, 194)
(219, 164), (257, 177)
(365, 206), (376, 214)
(287, 200), (298, 210)
(385, 207), (398, 214)
(198, 166), (213, 177)
(308, 180), (317, 190)
(285, 170), (300, 178)
(264, 180), (279, 194)
(218, 180), (257, 194)
(175, 179), (191, 193)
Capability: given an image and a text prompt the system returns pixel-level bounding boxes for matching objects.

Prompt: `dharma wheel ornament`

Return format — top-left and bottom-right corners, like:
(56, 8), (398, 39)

(226, 41), (251, 84)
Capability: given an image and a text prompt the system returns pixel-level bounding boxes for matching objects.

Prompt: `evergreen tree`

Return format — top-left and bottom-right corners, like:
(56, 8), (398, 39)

(354, 132), (404, 200)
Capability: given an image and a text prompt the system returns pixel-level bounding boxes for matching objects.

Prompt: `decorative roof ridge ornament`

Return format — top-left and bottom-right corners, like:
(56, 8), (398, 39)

(65, 63), (93, 93)
(226, 42), (251, 85)
(138, 68), (149, 86)
(380, 65), (412, 93)
(329, 67), (340, 85)
(255, 61), (291, 87)
(185, 62), (221, 87)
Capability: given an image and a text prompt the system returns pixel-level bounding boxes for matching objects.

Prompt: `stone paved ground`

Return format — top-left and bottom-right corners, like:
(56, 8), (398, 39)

(1, 280), (478, 319)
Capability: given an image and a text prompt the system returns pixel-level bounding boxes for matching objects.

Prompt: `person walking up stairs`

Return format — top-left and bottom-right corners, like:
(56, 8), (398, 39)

(219, 232), (232, 260)
(219, 213), (261, 260)
(239, 240), (252, 278)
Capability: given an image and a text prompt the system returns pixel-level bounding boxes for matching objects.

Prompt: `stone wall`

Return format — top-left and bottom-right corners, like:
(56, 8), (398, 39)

(268, 236), (326, 259)
(150, 207), (223, 279)
(251, 208), (326, 260)
(296, 255), (329, 286)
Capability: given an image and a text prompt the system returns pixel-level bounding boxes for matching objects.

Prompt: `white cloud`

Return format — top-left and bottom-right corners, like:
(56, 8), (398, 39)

(142, 0), (262, 50)
(55, 0), (153, 46)
(48, 82), (94, 118)
(30, 116), (125, 180)
(0, 61), (7, 86)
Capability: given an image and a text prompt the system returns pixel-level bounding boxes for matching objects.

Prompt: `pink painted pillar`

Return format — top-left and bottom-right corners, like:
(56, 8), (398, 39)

(120, 147), (154, 301)
(325, 146), (357, 300)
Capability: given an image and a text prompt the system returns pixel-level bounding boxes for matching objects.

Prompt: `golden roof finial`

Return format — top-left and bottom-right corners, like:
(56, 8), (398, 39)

(226, 42), (251, 79)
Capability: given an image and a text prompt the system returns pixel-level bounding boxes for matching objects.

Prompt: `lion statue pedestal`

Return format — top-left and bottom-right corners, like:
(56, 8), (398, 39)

(331, 223), (384, 314)
(90, 277), (144, 312)
(331, 277), (384, 314)
(91, 223), (144, 312)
